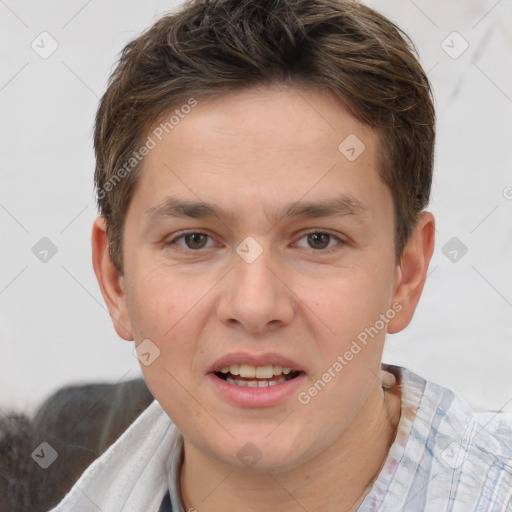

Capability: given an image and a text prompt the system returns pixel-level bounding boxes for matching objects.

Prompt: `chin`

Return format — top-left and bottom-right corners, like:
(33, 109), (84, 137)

(204, 428), (315, 473)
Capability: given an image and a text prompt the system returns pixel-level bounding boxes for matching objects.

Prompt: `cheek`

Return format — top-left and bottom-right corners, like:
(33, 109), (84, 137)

(125, 268), (211, 372)
(126, 268), (201, 340)
(299, 264), (394, 339)
(125, 273), (195, 396)
(127, 271), (205, 426)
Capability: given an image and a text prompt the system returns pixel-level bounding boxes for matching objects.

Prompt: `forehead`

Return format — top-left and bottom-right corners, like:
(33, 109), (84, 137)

(131, 85), (390, 224)
(147, 86), (375, 164)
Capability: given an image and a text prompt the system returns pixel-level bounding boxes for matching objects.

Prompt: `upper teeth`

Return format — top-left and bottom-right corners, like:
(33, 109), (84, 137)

(220, 364), (292, 378)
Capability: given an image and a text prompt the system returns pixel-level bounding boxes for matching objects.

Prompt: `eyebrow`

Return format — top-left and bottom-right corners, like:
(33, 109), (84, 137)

(145, 195), (369, 225)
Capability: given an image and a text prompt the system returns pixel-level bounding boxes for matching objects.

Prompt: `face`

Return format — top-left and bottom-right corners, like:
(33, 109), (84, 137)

(102, 86), (410, 472)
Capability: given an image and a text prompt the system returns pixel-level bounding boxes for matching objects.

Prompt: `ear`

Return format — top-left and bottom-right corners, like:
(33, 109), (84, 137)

(91, 217), (134, 341)
(387, 212), (435, 334)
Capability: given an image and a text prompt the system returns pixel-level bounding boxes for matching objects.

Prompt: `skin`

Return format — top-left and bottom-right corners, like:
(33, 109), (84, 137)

(92, 85), (435, 511)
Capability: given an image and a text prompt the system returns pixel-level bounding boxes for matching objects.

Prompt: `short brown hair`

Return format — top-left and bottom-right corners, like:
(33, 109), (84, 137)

(94, 0), (435, 273)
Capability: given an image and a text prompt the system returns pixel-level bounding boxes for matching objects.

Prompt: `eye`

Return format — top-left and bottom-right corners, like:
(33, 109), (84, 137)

(165, 230), (345, 253)
(295, 231), (344, 251)
(166, 232), (215, 251)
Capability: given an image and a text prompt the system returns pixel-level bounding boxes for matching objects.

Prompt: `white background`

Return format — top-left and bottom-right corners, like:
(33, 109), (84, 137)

(1, 0), (511, 416)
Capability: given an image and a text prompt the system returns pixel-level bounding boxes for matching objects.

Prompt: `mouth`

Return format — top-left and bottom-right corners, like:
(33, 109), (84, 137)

(214, 364), (302, 388)
(207, 354), (306, 406)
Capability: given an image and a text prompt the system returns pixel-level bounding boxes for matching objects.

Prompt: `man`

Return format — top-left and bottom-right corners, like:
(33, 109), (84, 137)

(51, 0), (512, 510)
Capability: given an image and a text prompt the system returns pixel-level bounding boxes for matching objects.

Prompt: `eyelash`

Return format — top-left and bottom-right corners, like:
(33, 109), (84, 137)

(165, 230), (346, 254)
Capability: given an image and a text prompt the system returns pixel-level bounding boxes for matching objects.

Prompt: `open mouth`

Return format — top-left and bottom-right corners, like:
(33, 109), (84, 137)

(214, 364), (301, 388)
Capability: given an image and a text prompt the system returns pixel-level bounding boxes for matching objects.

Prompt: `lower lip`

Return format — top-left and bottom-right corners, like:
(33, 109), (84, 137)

(207, 372), (306, 407)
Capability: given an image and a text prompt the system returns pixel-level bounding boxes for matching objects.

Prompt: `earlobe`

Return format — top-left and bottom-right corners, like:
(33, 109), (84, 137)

(387, 212), (435, 334)
(91, 217), (134, 341)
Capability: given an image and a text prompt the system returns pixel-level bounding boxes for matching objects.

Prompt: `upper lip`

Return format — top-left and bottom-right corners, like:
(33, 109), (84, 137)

(208, 352), (304, 374)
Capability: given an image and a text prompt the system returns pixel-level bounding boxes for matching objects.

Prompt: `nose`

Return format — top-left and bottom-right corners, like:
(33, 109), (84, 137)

(216, 244), (295, 333)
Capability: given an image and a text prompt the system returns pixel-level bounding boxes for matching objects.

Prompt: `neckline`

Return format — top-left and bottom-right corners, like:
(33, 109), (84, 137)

(167, 363), (420, 512)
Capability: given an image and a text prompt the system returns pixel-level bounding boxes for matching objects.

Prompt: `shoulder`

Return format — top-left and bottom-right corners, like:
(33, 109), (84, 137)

(376, 365), (512, 511)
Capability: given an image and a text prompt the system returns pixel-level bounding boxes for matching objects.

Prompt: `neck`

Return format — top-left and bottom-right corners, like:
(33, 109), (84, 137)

(180, 383), (401, 512)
